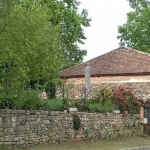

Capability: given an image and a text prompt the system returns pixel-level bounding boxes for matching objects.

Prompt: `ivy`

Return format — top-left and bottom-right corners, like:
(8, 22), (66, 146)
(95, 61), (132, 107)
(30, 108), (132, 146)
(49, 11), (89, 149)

(72, 113), (81, 131)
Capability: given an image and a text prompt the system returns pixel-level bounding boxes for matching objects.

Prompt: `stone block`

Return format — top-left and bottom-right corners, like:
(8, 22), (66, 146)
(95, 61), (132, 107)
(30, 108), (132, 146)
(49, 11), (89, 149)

(17, 110), (25, 114)
(13, 137), (19, 142)
(20, 121), (26, 126)
(12, 123), (16, 127)
(0, 117), (2, 123)
(5, 123), (12, 128)
(25, 110), (30, 115)
(4, 141), (11, 145)
(4, 136), (12, 142)
(69, 108), (77, 112)
(10, 109), (18, 114)
(11, 117), (17, 122)
(0, 137), (3, 141)
(2, 117), (10, 123)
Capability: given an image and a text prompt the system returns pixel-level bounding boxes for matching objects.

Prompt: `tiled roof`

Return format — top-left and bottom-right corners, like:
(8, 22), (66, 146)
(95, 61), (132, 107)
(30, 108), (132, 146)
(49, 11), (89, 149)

(61, 47), (150, 78)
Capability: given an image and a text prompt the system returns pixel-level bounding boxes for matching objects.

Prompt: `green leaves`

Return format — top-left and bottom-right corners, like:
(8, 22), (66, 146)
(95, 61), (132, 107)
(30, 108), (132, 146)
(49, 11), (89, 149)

(0, 0), (90, 102)
(0, 0), (63, 100)
(118, 0), (150, 52)
(47, 0), (91, 68)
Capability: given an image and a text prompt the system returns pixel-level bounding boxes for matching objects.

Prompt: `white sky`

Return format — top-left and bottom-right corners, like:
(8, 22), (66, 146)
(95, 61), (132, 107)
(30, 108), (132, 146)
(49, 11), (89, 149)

(79, 0), (132, 62)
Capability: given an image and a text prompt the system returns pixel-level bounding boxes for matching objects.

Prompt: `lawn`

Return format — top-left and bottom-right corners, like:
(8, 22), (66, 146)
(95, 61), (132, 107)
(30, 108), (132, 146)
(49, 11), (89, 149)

(1, 137), (150, 150)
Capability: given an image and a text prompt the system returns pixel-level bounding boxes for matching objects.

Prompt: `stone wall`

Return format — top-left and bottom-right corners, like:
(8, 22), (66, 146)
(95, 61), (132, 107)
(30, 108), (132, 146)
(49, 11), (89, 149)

(0, 109), (140, 146)
(57, 82), (150, 99)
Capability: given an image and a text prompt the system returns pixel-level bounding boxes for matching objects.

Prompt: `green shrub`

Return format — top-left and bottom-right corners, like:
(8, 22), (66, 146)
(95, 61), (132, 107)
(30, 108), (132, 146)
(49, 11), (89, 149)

(75, 99), (90, 112)
(40, 99), (64, 111)
(14, 89), (42, 110)
(94, 87), (115, 112)
(89, 102), (115, 113)
(0, 93), (15, 109)
(45, 82), (56, 99)
(72, 113), (81, 130)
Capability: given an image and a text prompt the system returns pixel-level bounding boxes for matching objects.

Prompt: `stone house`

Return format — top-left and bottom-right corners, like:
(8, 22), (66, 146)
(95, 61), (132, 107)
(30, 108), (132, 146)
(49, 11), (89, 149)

(60, 47), (150, 99)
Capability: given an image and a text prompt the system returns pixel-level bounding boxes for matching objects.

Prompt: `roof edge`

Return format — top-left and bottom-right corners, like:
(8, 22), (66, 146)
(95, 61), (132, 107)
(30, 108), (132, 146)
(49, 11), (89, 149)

(61, 72), (150, 79)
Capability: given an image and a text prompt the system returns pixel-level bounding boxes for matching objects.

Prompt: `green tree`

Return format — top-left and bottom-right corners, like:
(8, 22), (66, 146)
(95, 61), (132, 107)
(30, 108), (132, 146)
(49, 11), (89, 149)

(0, 0), (90, 104)
(43, 0), (91, 68)
(118, 0), (150, 52)
(0, 0), (63, 101)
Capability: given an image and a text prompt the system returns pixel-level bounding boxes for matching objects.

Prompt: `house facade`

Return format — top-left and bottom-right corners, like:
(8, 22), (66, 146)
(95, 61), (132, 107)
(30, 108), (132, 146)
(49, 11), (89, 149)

(60, 47), (150, 99)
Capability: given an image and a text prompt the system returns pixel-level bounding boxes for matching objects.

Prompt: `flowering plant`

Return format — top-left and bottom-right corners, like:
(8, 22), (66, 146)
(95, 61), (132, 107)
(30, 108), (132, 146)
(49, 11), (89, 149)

(112, 87), (142, 115)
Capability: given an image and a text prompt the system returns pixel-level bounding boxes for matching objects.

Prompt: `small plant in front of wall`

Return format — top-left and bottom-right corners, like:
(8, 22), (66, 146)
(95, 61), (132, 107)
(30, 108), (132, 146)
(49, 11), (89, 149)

(84, 128), (90, 139)
(94, 87), (115, 112)
(72, 113), (81, 131)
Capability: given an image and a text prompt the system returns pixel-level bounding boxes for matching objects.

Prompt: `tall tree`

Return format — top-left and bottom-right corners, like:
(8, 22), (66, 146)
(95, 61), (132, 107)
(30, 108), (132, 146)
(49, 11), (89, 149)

(44, 0), (91, 68)
(118, 0), (150, 52)
(0, 0), (63, 100)
(0, 0), (90, 101)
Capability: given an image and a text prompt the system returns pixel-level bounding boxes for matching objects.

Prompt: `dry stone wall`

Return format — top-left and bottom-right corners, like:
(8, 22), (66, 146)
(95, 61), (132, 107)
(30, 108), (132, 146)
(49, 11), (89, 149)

(0, 109), (140, 146)
(57, 82), (150, 99)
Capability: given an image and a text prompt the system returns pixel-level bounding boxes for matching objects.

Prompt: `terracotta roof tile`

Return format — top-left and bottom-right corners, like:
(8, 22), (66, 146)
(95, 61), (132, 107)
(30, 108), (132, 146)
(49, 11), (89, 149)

(61, 47), (150, 78)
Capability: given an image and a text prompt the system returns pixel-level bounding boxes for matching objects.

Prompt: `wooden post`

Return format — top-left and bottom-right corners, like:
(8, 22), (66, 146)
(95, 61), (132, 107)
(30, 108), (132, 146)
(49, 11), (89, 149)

(140, 106), (144, 132)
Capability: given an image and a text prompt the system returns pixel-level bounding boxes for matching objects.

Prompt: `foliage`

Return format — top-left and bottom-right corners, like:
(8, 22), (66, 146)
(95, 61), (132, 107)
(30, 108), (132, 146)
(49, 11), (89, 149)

(15, 90), (43, 110)
(75, 98), (115, 113)
(88, 102), (115, 113)
(72, 113), (81, 130)
(0, 90), (42, 110)
(45, 82), (56, 99)
(0, 0), (90, 105)
(118, 0), (150, 52)
(40, 99), (64, 111)
(0, 94), (15, 109)
(0, 0), (63, 101)
(94, 88), (115, 111)
(75, 98), (90, 112)
(46, 0), (91, 68)
(112, 88), (142, 115)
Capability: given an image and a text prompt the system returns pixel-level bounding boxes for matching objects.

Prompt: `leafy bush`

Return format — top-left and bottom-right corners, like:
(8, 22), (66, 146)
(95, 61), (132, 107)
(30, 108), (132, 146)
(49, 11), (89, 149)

(94, 88), (115, 112)
(75, 99), (90, 112)
(45, 82), (56, 99)
(112, 88), (142, 115)
(72, 113), (81, 130)
(75, 98), (115, 113)
(14, 90), (42, 110)
(0, 93), (16, 109)
(88, 102), (115, 113)
(40, 99), (64, 111)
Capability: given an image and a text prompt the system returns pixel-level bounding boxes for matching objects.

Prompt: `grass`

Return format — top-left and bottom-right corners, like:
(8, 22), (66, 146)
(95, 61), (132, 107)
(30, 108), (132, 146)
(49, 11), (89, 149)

(1, 137), (150, 150)
(40, 99), (64, 111)
(40, 99), (115, 112)
(88, 102), (115, 112)
(0, 96), (116, 112)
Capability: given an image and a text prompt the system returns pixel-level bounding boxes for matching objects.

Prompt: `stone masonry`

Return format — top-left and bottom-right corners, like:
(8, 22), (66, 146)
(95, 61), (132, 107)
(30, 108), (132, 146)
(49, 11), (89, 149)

(57, 82), (150, 99)
(0, 109), (140, 146)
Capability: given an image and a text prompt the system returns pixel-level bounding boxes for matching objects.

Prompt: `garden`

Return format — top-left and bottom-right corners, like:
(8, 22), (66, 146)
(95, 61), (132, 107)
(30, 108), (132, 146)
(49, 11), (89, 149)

(0, 86), (142, 116)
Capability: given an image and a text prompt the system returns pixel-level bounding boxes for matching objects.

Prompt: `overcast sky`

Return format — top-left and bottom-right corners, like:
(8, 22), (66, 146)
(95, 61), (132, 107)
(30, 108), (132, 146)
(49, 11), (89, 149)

(79, 0), (132, 62)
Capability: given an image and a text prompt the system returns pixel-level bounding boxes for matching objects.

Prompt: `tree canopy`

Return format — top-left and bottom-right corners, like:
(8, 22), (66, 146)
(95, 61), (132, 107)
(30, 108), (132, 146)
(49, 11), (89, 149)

(118, 0), (150, 52)
(0, 0), (63, 99)
(48, 0), (91, 68)
(0, 0), (90, 101)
